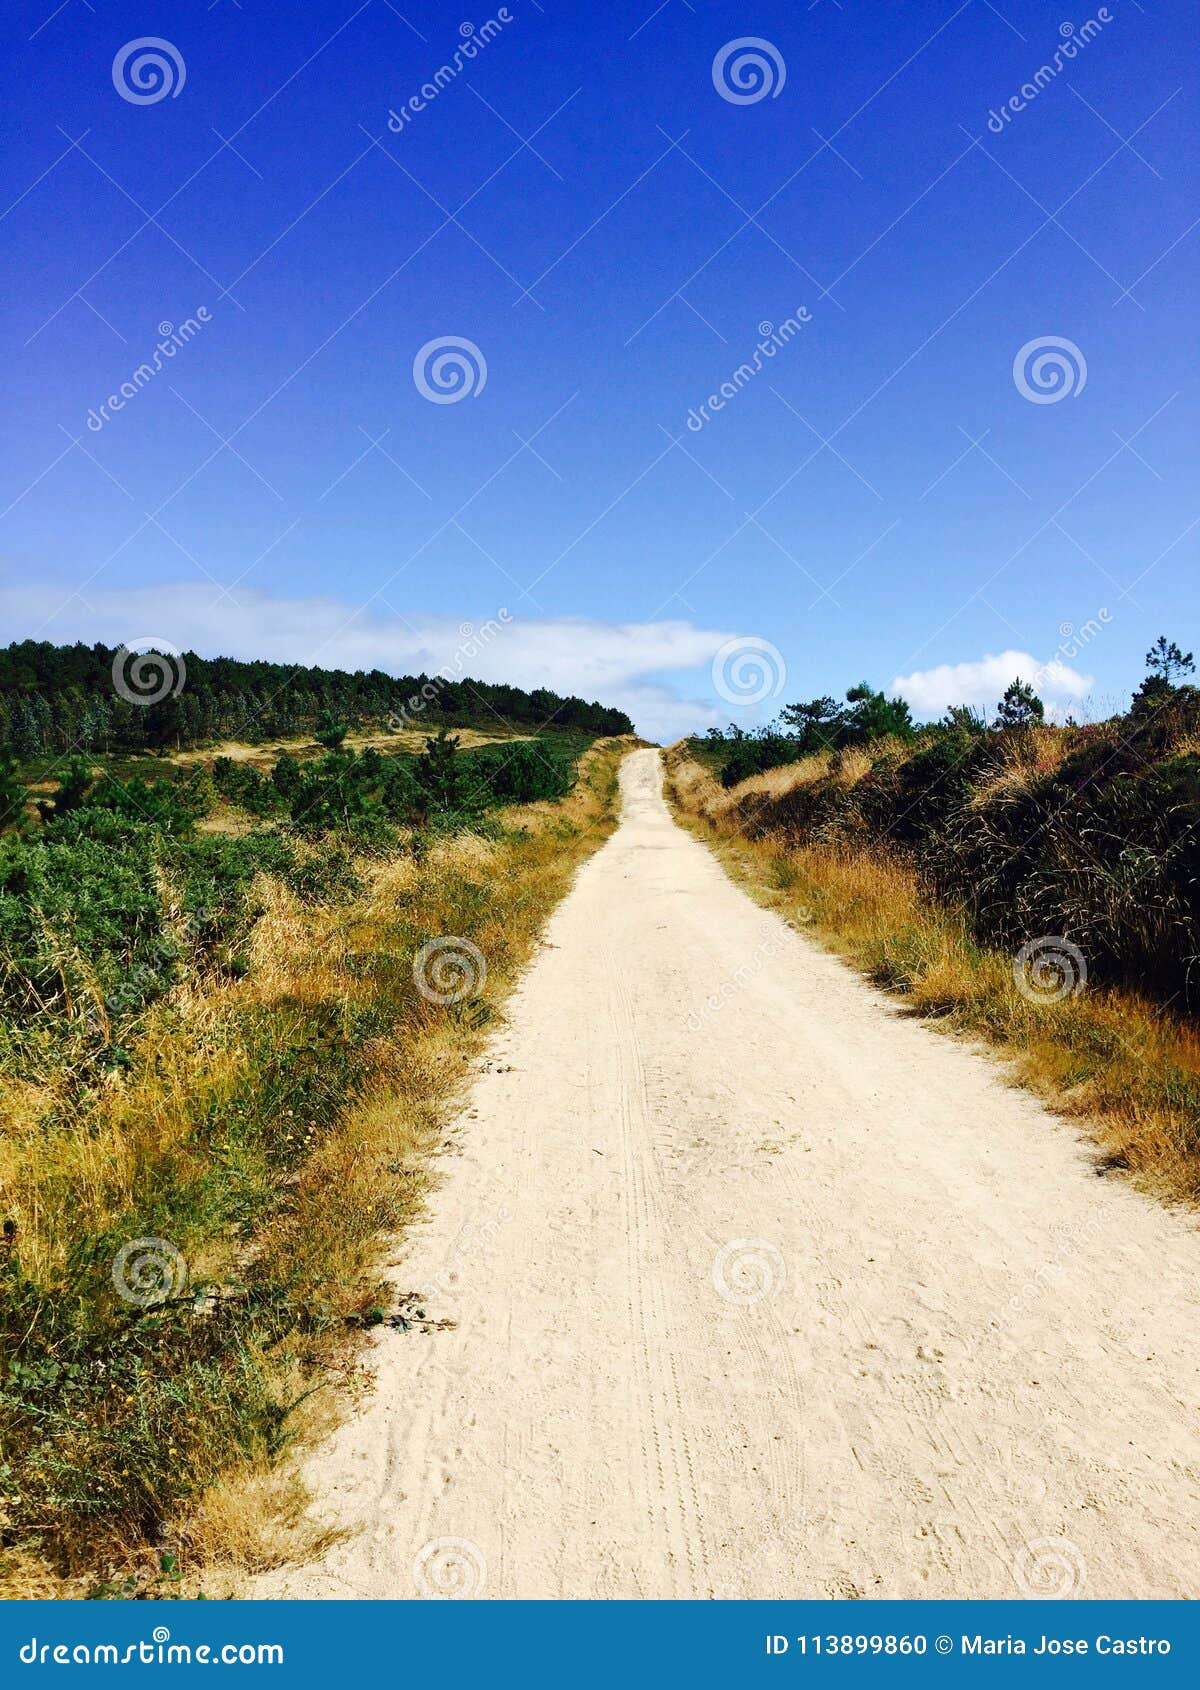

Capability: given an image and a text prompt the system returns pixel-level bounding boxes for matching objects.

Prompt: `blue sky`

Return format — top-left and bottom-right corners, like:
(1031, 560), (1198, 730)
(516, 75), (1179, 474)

(1, 0), (1196, 738)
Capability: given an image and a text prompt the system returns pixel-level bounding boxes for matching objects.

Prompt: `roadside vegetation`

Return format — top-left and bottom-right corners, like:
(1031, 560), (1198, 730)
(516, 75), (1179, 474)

(0, 703), (628, 1596)
(669, 638), (1200, 1205)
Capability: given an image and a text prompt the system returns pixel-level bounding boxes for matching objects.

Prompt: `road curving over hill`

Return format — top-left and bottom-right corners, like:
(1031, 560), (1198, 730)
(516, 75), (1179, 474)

(257, 747), (1200, 1600)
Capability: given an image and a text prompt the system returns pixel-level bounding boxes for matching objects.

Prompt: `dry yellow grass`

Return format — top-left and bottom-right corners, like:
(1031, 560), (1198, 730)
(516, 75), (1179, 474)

(0, 738), (629, 1597)
(966, 723), (1073, 809)
(184, 1465), (345, 1581)
(727, 750), (832, 801)
(1167, 727), (1200, 758)
(171, 724), (521, 772)
(829, 744), (873, 785)
(666, 743), (1200, 1208)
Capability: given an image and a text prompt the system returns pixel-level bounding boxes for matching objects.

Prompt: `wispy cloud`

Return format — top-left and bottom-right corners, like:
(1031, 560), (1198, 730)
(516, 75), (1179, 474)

(0, 579), (732, 743)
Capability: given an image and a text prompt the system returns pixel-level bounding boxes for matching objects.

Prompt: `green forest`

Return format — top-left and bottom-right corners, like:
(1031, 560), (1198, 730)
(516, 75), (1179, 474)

(0, 639), (633, 756)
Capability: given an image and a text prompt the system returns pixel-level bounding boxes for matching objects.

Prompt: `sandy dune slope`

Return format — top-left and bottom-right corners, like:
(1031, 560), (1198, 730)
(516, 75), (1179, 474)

(256, 748), (1200, 1601)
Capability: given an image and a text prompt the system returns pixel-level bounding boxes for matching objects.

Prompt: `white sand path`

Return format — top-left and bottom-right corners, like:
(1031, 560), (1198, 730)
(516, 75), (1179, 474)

(256, 748), (1200, 1601)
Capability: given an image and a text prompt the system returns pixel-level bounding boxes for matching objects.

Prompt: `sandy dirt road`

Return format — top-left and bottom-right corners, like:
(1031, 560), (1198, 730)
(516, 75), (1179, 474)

(258, 748), (1200, 1600)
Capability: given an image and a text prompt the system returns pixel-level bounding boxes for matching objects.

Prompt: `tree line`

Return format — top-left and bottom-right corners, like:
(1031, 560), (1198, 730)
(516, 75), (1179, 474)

(707, 639), (1197, 787)
(0, 639), (633, 757)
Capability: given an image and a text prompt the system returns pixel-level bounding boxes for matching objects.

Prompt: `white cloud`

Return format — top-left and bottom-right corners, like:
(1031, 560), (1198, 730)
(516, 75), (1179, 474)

(890, 649), (1094, 720)
(0, 578), (732, 743)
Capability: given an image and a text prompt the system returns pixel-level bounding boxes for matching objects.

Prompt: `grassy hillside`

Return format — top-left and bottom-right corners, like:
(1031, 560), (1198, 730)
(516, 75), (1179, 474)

(669, 648), (1200, 1207)
(0, 722), (630, 1595)
(696, 656), (1200, 1012)
(0, 637), (633, 758)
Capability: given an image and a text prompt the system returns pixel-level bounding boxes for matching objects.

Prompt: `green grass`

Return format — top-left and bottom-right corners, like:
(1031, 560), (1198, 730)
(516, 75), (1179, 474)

(0, 736), (628, 1595)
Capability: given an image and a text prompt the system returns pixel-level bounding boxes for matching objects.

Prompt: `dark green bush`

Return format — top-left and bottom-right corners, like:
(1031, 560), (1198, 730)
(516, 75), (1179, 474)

(457, 738), (581, 804)
(698, 645), (1200, 1008)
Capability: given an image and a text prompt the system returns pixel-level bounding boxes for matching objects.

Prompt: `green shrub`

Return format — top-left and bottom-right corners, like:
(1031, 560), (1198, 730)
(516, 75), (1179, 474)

(700, 642), (1200, 1009)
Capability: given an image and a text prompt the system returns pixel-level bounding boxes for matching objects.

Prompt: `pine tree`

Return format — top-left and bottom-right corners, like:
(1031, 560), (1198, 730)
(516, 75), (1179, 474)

(994, 678), (1045, 730)
(36, 756), (92, 823)
(0, 746), (27, 831)
(416, 726), (465, 811)
(9, 698), (41, 758)
(1145, 635), (1195, 687)
(314, 709), (348, 750)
